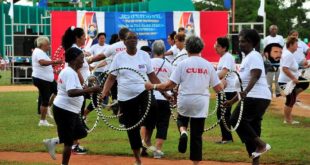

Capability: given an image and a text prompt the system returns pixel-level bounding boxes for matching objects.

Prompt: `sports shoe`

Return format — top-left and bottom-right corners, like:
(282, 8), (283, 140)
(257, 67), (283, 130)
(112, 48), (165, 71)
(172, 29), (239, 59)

(72, 144), (87, 154)
(283, 120), (300, 124)
(142, 140), (156, 152)
(43, 139), (57, 160)
(153, 150), (164, 159)
(178, 133), (188, 153)
(251, 144), (271, 159)
(38, 120), (54, 127)
(47, 107), (54, 119)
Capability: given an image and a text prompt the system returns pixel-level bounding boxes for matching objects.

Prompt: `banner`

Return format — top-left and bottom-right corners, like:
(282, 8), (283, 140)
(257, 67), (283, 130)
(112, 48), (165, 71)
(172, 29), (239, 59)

(114, 12), (166, 40)
(77, 11), (105, 51)
(173, 11), (200, 37)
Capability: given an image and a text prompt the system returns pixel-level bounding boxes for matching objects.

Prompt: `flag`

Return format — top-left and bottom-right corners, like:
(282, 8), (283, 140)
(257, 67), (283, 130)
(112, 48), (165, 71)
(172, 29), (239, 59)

(8, 0), (13, 20)
(38, 0), (48, 8)
(224, 0), (231, 9)
(258, 0), (265, 17)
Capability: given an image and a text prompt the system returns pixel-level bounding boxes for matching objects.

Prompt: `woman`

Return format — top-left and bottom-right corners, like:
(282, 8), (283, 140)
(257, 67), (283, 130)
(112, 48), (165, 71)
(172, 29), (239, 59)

(278, 37), (309, 124)
(214, 37), (237, 144)
(149, 40), (173, 159)
(31, 36), (62, 127)
(287, 30), (310, 68)
(61, 26), (91, 154)
(172, 33), (188, 69)
(101, 31), (160, 165)
(43, 47), (100, 165)
(145, 36), (223, 165)
(225, 29), (271, 165)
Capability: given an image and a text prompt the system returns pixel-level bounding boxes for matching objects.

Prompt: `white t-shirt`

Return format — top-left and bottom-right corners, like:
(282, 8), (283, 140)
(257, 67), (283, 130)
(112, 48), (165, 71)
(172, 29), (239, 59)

(263, 35), (285, 48)
(104, 41), (126, 59)
(216, 52), (237, 92)
(89, 43), (109, 72)
(278, 49), (300, 83)
(31, 48), (54, 82)
(151, 58), (173, 100)
(293, 40), (309, 65)
(238, 50), (271, 100)
(172, 48), (188, 70)
(170, 56), (220, 118)
(53, 67), (84, 114)
(110, 50), (153, 101)
(166, 45), (180, 62)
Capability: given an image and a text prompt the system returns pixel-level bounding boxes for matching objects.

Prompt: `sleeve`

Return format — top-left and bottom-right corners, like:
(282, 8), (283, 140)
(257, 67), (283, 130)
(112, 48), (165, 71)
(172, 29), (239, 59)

(89, 45), (95, 55)
(281, 53), (293, 68)
(263, 38), (268, 48)
(109, 55), (119, 76)
(279, 36), (285, 47)
(301, 42), (309, 54)
(37, 52), (50, 61)
(209, 64), (221, 87)
(221, 56), (234, 71)
(170, 63), (182, 84)
(249, 54), (264, 71)
(145, 54), (154, 74)
(65, 72), (79, 91)
(103, 45), (114, 58)
(167, 63), (173, 77)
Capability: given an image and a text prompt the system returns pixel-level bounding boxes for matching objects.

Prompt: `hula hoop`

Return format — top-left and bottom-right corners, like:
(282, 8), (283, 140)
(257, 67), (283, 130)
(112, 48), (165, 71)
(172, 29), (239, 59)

(171, 53), (188, 66)
(221, 71), (244, 132)
(98, 67), (152, 131)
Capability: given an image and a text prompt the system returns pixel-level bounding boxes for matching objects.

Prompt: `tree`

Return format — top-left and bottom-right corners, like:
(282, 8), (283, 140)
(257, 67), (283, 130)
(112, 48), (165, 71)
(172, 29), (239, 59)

(193, 0), (310, 39)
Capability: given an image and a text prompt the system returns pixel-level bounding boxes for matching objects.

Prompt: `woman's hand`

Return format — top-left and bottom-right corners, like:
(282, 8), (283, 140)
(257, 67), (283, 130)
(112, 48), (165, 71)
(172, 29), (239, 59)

(145, 82), (154, 91)
(292, 78), (299, 84)
(223, 99), (234, 107)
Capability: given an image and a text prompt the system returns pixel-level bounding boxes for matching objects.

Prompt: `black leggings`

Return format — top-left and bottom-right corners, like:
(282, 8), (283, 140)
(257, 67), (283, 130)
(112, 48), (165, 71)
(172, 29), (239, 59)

(155, 100), (171, 140)
(230, 97), (270, 157)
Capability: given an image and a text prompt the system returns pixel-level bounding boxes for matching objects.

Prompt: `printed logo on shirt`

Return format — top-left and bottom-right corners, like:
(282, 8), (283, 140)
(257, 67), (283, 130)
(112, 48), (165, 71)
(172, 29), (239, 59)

(139, 64), (146, 69)
(186, 68), (208, 74)
(239, 68), (245, 72)
(58, 78), (63, 84)
(154, 67), (168, 73)
(115, 48), (126, 53)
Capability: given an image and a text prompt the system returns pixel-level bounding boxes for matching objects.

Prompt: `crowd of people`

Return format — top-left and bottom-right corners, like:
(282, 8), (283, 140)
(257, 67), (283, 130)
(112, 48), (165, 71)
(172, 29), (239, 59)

(30, 25), (310, 165)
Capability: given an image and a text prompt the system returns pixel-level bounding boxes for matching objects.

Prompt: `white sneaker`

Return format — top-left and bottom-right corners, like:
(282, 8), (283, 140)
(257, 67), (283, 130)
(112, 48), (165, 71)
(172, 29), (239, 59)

(142, 140), (156, 152)
(38, 120), (54, 127)
(43, 139), (57, 160)
(153, 150), (164, 159)
(47, 107), (54, 119)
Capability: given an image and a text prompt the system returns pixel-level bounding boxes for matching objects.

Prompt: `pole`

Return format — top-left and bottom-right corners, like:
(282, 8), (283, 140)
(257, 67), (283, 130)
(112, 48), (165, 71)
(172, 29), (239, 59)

(232, 0), (235, 32)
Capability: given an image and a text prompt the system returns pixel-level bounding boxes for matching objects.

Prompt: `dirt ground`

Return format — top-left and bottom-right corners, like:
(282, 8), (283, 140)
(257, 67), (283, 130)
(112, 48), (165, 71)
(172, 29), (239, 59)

(0, 85), (309, 164)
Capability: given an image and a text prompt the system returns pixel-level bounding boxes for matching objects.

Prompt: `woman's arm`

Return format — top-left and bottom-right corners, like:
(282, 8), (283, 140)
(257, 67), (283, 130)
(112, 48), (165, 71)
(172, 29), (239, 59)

(38, 59), (62, 66)
(101, 74), (117, 97)
(282, 67), (299, 84)
(68, 86), (101, 97)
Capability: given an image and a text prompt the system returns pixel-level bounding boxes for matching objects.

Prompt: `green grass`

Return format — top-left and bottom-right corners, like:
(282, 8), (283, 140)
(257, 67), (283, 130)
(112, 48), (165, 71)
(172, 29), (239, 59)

(0, 70), (11, 85)
(0, 160), (52, 165)
(0, 91), (309, 164)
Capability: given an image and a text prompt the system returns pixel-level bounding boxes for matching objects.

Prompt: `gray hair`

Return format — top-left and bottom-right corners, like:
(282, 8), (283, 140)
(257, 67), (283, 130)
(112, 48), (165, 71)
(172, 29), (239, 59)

(152, 40), (166, 56)
(269, 25), (278, 31)
(36, 36), (50, 48)
(185, 36), (204, 54)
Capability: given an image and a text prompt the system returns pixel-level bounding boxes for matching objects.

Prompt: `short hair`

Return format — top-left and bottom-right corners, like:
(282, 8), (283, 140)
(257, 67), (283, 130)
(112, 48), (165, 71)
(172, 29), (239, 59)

(62, 27), (85, 50)
(36, 36), (49, 48)
(174, 33), (186, 42)
(185, 36), (204, 54)
(65, 47), (83, 63)
(118, 27), (130, 40)
(169, 31), (176, 40)
(286, 37), (298, 48)
(109, 34), (119, 45)
(216, 37), (229, 52)
(289, 30), (298, 36)
(152, 40), (166, 55)
(239, 29), (261, 47)
(178, 27), (185, 33)
(269, 25), (278, 31)
(264, 43), (283, 54)
(97, 32), (106, 39)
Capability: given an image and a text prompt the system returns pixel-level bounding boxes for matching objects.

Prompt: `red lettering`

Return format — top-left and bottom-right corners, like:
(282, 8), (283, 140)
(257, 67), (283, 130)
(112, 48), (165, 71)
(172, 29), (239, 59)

(154, 67), (168, 73)
(186, 68), (208, 74)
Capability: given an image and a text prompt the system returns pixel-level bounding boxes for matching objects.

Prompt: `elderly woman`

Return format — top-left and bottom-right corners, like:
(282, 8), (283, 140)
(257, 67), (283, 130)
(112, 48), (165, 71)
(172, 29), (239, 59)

(172, 33), (188, 68)
(101, 31), (160, 165)
(43, 47), (100, 165)
(145, 36), (223, 165)
(32, 36), (62, 127)
(225, 29), (271, 165)
(147, 40), (173, 158)
(278, 37), (309, 124)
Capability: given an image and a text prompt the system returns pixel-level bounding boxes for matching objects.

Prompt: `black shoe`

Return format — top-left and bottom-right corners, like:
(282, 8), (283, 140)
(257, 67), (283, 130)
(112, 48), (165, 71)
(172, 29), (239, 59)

(141, 147), (149, 157)
(178, 133), (188, 153)
(72, 145), (87, 155)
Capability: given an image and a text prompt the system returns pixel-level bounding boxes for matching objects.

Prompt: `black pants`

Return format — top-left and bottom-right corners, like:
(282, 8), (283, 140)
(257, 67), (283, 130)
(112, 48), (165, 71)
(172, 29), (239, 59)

(177, 114), (205, 161)
(155, 100), (171, 140)
(216, 92), (236, 141)
(118, 91), (157, 150)
(53, 105), (87, 146)
(230, 97), (270, 157)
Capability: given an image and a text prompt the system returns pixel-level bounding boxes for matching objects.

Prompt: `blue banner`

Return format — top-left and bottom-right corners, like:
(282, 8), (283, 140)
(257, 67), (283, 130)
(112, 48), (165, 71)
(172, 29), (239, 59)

(114, 12), (167, 40)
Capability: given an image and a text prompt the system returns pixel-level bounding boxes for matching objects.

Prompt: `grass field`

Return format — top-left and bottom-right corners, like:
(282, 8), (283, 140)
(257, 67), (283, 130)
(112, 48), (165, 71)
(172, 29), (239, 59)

(0, 91), (309, 164)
